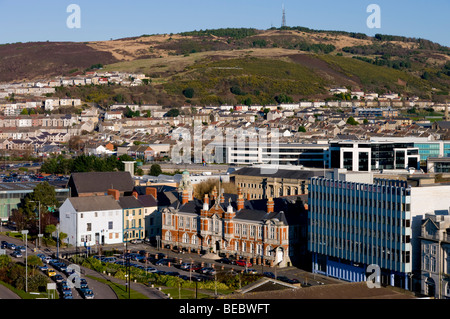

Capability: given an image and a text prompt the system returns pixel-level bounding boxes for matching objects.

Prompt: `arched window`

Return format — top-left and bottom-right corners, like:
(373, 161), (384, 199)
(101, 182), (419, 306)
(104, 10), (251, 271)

(165, 231), (172, 241)
(191, 235), (198, 245)
(182, 233), (189, 244)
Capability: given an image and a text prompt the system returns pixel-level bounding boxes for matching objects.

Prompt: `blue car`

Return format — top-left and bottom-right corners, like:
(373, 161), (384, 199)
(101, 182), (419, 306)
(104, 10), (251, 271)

(80, 288), (94, 299)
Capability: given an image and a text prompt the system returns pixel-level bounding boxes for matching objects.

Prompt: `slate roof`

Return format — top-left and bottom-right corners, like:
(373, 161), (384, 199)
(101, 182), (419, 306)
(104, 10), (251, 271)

(137, 194), (158, 207)
(118, 195), (142, 209)
(68, 195), (122, 212)
(68, 171), (134, 196)
(175, 195), (305, 225)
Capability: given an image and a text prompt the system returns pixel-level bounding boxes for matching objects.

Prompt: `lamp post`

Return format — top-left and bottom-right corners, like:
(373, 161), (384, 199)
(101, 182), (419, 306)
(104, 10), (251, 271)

(30, 200), (42, 249)
(21, 230), (28, 292)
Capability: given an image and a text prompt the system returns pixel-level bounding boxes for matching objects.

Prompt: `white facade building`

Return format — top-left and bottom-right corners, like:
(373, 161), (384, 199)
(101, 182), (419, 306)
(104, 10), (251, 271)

(59, 196), (123, 247)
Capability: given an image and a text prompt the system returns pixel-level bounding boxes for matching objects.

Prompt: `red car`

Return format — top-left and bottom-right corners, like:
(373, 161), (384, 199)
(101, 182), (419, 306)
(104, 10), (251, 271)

(235, 260), (252, 267)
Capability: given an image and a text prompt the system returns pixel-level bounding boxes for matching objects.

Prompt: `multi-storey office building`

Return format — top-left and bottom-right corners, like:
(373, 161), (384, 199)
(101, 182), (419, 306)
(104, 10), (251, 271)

(329, 141), (420, 172)
(215, 142), (329, 168)
(308, 168), (450, 290)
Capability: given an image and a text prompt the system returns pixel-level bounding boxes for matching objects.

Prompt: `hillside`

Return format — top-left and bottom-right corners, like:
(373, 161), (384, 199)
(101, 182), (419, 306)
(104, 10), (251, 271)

(2, 27), (450, 106)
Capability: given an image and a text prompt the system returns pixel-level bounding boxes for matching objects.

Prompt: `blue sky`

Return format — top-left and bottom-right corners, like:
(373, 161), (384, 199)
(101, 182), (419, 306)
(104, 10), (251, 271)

(0, 0), (449, 46)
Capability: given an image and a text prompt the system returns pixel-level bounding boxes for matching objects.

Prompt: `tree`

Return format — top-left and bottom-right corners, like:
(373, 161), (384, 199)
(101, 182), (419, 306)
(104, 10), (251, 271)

(165, 108), (180, 117)
(182, 88), (195, 99)
(346, 116), (359, 126)
(149, 164), (162, 176)
(14, 182), (59, 235)
(298, 125), (306, 132)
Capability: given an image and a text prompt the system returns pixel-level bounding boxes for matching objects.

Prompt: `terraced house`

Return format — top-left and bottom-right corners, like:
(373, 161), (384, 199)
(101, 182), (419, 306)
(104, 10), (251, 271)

(161, 188), (307, 268)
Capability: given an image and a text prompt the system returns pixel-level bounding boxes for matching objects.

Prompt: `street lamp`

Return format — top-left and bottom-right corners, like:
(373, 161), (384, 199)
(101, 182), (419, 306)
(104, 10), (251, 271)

(21, 230), (28, 292)
(30, 200), (42, 249)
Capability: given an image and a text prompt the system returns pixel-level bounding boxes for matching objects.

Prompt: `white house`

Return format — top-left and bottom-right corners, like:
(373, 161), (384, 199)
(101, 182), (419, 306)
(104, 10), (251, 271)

(59, 196), (124, 247)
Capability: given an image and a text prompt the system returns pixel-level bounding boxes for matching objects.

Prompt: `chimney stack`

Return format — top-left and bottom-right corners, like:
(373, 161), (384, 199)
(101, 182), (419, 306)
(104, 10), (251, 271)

(237, 194), (244, 211)
(146, 187), (157, 199)
(203, 194), (209, 211)
(181, 189), (189, 205)
(267, 197), (274, 213)
(107, 189), (120, 201)
(132, 191), (138, 199)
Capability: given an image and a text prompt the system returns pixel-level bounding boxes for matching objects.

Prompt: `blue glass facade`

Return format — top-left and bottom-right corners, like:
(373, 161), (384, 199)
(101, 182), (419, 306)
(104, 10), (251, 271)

(308, 176), (412, 289)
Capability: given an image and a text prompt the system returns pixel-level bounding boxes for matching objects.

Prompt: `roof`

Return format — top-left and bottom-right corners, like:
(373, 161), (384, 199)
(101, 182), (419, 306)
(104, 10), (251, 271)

(68, 195), (122, 212)
(223, 282), (415, 299)
(231, 167), (324, 180)
(137, 194), (158, 207)
(68, 171), (134, 196)
(118, 195), (142, 209)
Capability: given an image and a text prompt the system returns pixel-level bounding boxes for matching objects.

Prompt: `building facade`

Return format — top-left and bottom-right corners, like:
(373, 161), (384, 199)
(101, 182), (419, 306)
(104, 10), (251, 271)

(59, 195), (123, 248)
(161, 188), (305, 267)
(419, 212), (450, 298)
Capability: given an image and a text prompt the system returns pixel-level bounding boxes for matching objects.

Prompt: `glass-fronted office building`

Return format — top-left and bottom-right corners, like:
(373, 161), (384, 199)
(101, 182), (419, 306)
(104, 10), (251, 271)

(308, 169), (413, 289)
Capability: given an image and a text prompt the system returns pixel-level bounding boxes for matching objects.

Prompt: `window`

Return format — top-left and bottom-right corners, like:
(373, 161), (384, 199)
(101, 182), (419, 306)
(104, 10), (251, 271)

(108, 221), (113, 230)
(87, 223), (92, 231)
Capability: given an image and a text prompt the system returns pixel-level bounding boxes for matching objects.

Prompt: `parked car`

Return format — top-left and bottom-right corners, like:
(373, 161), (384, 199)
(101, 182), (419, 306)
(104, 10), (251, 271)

(276, 276), (291, 283)
(179, 262), (193, 270)
(155, 259), (171, 266)
(6, 243), (16, 250)
(15, 246), (26, 252)
(53, 274), (64, 283)
(1, 241), (8, 249)
(235, 260), (252, 267)
(199, 267), (216, 275)
(262, 271), (274, 278)
(11, 250), (22, 258)
(80, 288), (94, 299)
(243, 268), (258, 275)
(144, 267), (157, 273)
(218, 258), (235, 265)
(47, 269), (56, 277)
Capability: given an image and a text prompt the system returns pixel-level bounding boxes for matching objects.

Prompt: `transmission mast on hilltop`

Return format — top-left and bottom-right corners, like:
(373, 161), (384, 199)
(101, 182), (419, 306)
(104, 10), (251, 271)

(281, 4), (286, 28)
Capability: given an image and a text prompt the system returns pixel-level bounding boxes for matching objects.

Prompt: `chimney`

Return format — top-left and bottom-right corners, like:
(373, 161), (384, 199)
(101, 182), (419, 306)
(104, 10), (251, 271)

(237, 187), (243, 196)
(220, 192), (225, 204)
(211, 186), (218, 200)
(203, 194), (209, 211)
(267, 197), (274, 213)
(237, 194), (244, 211)
(132, 191), (138, 199)
(246, 193), (251, 201)
(107, 189), (120, 201)
(181, 189), (189, 205)
(146, 187), (157, 199)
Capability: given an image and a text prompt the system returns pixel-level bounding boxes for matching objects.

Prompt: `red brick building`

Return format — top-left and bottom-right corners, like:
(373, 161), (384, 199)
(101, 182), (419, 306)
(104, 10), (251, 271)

(161, 187), (305, 268)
